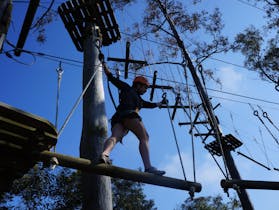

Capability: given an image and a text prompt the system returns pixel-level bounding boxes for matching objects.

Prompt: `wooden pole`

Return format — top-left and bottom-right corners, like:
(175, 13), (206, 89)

(14, 0), (40, 56)
(38, 150), (202, 192)
(0, 0), (12, 52)
(80, 22), (112, 210)
(223, 149), (254, 210)
(221, 179), (279, 190)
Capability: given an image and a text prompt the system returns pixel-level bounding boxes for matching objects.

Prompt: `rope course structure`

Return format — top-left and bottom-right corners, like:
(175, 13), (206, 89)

(0, 0), (202, 197)
(1, 0), (279, 209)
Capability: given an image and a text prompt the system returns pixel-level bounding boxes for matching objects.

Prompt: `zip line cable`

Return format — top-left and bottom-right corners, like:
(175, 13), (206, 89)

(235, 0), (266, 12)
(3, 50), (36, 66)
(3, 41), (279, 107)
(258, 127), (273, 168)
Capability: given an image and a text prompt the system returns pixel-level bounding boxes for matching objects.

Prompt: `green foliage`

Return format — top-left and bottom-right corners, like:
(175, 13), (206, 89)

(0, 164), (82, 209)
(232, 0), (279, 83)
(112, 178), (156, 210)
(137, 0), (231, 62)
(0, 166), (156, 210)
(176, 195), (241, 210)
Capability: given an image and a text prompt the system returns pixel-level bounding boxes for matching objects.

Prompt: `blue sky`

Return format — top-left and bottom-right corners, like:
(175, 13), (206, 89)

(1, 0), (279, 209)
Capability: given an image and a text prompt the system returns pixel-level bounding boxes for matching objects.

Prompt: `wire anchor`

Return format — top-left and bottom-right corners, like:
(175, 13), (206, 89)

(252, 109), (279, 145)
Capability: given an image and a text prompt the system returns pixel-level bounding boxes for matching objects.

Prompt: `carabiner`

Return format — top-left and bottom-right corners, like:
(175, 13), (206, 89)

(263, 112), (268, 118)
(161, 92), (169, 105)
(253, 110), (259, 117)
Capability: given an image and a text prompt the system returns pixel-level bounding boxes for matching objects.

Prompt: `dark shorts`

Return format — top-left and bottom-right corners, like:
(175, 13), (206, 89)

(111, 110), (142, 128)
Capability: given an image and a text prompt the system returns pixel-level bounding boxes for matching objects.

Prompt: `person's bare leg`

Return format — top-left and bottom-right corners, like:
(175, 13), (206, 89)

(122, 118), (152, 169)
(102, 123), (126, 156)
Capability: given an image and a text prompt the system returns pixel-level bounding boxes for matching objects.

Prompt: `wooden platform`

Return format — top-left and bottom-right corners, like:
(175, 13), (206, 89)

(205, 134), (243, 156)
(0, 102), (57, 192)
(58, 0), (120, 51)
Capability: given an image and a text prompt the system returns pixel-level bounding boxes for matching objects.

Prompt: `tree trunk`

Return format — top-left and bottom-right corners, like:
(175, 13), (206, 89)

(80, 23), (112, 210)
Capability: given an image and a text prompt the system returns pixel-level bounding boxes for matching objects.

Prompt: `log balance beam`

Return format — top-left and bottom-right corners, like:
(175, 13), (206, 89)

(38, 150), (202, 193)
(221, 179), (279, 190)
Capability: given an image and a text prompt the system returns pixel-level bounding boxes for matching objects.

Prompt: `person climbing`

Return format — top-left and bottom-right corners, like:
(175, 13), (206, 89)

(99, 59), (166, 176)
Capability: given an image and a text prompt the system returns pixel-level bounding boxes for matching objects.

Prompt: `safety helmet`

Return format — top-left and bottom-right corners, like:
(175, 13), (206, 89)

(133, 76), (150, 87)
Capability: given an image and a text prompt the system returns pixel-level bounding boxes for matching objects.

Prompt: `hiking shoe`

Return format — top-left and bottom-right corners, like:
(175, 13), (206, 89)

(99, 154), (112, 165)
(145, 167), (165, 176)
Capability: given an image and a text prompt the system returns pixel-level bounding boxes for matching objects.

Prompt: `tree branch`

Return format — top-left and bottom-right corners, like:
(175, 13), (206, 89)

(147, 21), (175, 37)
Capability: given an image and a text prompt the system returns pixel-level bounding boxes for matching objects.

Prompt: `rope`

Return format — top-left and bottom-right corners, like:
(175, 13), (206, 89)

(53, 61), (63, 152)
(162, 92), (187, 181)
(107, 79), (117, 110)
(258, 127), (273, 168)
(55, 61), (63, 129)
(257, 105), (279, 133)
(57, 66), (99, 138)
(183, 64), (197, 182)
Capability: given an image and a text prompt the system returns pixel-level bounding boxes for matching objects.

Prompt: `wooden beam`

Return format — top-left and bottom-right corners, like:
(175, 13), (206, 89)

(171, 94), (180, 120)
(124, 41), (130, 79)
(38, 150), (202, 192)
(14, 0), (40, 56)
(221, 179), (279, 190)
(160, 105), (190, 109)
(107, 57), (147, 65)
(149, 71), (157, 101)
(149, 84), (172, 90)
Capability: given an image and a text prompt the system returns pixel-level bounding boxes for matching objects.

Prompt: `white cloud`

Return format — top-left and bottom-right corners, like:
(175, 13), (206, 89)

(217, 67), (243, 92)
(161, 153), (225, 194)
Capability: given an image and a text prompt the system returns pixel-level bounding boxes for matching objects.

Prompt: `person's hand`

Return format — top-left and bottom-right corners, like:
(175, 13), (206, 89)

(161, 97), (168, 105)
(156, 102), (163, 108)
(103, 62), (111, 76)
(99, 52), (105, 62)
(157, 98), (168, 108)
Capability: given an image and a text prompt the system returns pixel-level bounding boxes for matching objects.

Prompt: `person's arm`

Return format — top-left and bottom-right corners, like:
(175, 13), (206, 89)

(103, 62), (129, 89)
(141, 99), (162, 109)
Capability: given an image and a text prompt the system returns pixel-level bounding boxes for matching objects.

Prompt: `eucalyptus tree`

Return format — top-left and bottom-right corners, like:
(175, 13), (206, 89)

(233, 0), (279, 86)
